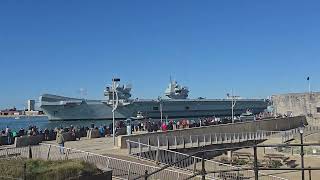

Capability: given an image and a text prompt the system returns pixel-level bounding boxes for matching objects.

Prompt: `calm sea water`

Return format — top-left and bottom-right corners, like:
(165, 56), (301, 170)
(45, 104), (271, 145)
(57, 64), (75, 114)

(0, 116), (201, 132)
(0, 116), (113, 131)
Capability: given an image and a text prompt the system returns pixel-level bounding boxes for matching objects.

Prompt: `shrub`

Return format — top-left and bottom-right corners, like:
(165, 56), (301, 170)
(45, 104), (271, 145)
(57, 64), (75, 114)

(268, 160), (282, 168)
(0, 159), (101, 180)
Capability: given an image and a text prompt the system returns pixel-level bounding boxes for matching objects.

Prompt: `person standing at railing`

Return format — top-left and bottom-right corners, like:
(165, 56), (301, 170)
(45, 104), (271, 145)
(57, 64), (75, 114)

(161, 122), (167, 132)
(56, 128), (65, 154)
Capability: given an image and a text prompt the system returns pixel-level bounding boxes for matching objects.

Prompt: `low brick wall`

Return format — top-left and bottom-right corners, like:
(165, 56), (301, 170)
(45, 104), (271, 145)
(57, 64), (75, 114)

(14, 135), (43, 147)
(87, 129), (101, 139)
(0, 136), (7, 145)
(118, 116), (307, 148)
(62, 132), (76, 141)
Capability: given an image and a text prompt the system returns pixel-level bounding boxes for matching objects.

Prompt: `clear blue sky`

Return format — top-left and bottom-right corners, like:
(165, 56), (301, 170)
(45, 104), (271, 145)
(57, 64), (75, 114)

(1, 1), (320, 109)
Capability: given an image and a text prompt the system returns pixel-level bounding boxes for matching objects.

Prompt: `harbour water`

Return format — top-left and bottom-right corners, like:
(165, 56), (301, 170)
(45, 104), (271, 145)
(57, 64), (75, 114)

(0, 116), (201, 132)
(0, 116), (113, 131)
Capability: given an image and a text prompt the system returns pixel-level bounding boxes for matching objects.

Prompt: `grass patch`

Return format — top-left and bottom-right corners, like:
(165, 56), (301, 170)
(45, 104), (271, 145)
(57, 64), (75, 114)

(0, 159), (101, 180)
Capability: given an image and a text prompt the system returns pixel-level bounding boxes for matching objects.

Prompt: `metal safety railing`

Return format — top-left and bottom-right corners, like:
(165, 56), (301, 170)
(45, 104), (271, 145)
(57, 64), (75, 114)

(130, 130), (281, 151)
(0, 144), (201, 180)
(128, 126), (320, 151)
(127, 140), (287, 180)
(281, 126), (320, 142)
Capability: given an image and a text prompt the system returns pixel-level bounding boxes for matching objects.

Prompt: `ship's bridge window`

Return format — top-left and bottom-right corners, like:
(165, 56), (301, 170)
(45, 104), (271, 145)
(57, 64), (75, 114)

(317, 107), (320, 113)
(153, 106), (159, 111)
(185, 106), (190, 110)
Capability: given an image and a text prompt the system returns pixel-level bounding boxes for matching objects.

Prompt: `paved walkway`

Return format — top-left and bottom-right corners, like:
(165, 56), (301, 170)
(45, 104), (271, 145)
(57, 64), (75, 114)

(43, 136), (158, 166)
(42, 130), (320, 180)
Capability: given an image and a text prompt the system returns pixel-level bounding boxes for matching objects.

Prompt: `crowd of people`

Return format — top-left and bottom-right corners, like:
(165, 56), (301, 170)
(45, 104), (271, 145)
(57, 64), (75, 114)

(0, 121), (130, 146)
(1, 112), (278, 147)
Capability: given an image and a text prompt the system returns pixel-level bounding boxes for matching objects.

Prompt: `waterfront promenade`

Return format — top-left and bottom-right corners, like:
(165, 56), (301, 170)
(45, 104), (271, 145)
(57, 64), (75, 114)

(0, 116), (314, 180)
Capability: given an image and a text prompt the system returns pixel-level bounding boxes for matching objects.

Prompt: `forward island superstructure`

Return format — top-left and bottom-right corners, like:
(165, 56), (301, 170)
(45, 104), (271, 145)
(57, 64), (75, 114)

(40, 80), (269, 121)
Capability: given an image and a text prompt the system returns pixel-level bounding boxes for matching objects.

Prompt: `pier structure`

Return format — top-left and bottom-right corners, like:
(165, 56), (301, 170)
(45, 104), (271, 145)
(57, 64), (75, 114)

(1, 116), (314, 180)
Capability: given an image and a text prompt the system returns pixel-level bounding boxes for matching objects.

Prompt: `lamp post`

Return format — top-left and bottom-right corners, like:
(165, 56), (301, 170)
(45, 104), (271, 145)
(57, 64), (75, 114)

(231, 90), (237, 123)
(112, 78), (120, 146)
(158, 97), (163, 124)
(299, 126), (305, 180)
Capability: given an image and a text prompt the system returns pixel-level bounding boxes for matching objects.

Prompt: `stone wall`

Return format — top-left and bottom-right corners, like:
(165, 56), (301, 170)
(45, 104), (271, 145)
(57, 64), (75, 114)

(272, 92), (320, 119)
(118, 116), (307, 148)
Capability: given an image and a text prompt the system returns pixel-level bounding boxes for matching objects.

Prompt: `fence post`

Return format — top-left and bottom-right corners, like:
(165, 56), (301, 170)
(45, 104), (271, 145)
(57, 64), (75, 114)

(23, 162), (27, 180)
(127, 141), (131, 155)
(106, 157), (110, 168)
(203, 135), (206, 146)
(193, 157), (197, 173)
(127, 163), (131, 180)
(225, 133), (228, 142)
(28, 146), (32, 159)
(201, 152), (206, 180)
(5, 148), (8, 158)
(148, 137), (151, 151)
(47, 145), (51, 160)
(139, 138), (142, 158)
(85, 152), (89, 162)
(197, 136), (200, 147)
(144, 170), (148, 180)
(210, 134), (212, 145)
(309, 166), (312, 180)
(183, 137), (186, 149)
(253, 145), (258, 180)
(155, 148), (160, 165)
(175, 136), (177, 149)
(167, 137), (170, 150)
(65, 148), (70, 160)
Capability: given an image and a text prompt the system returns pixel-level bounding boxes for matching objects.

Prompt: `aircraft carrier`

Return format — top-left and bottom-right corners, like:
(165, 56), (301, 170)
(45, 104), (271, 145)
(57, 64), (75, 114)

(40, 80), (269, 121)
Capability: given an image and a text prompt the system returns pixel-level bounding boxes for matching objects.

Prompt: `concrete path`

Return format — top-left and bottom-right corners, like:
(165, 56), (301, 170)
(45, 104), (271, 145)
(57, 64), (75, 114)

(43, 136), (158, 167)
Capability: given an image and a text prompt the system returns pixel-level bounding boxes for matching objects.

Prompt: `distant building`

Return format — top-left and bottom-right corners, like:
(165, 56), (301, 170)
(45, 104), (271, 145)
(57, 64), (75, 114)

(0, 107), (23, 116)
(272, 92), (320, 119)
(27, 100), (35, 111)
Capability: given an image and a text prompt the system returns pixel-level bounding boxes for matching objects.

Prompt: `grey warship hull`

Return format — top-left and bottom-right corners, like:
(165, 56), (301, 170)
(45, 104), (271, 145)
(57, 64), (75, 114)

(40, 94), (269, 121)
